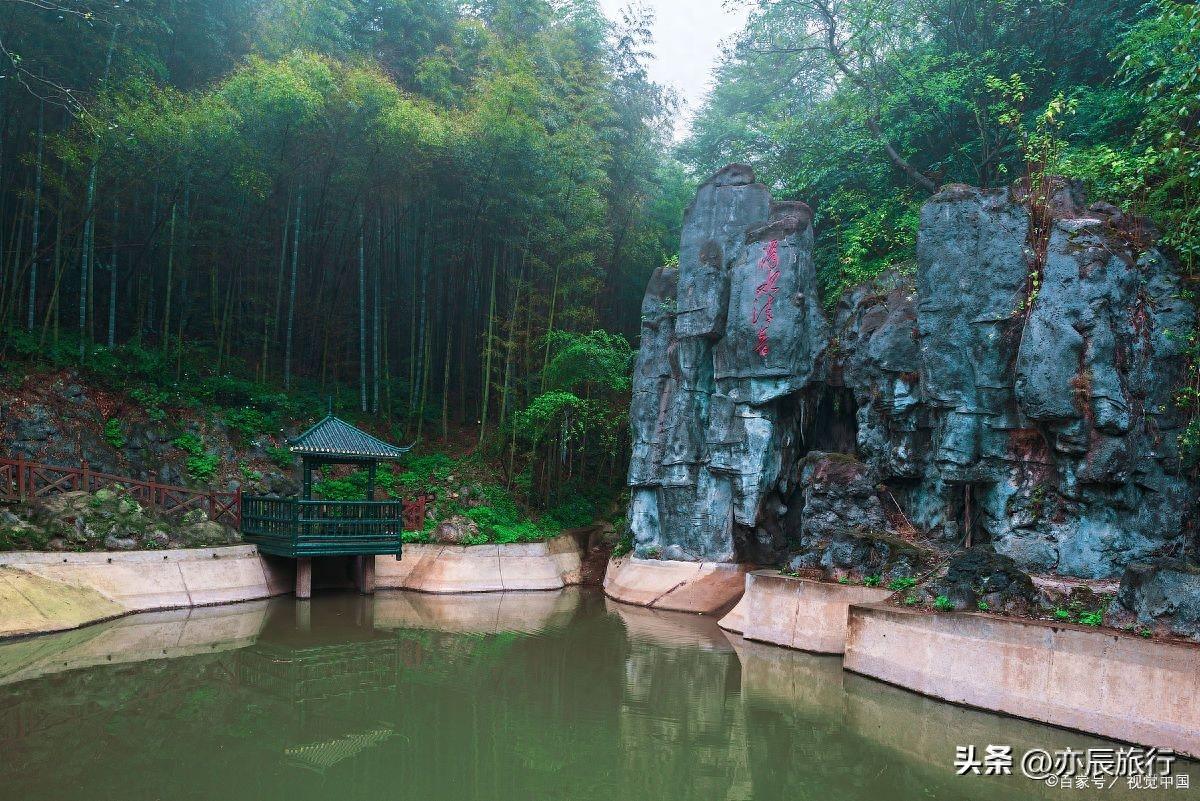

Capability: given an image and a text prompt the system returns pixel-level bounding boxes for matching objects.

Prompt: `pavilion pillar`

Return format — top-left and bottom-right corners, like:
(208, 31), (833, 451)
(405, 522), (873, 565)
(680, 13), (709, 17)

(356, 555), (376, 594)
(296, 557), (312, 600)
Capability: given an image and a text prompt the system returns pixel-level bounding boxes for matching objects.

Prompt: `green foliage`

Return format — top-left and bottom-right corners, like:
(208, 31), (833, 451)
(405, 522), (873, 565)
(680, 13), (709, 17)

(934, 595), (954, 611)
(1053, 608), (1072, 621)
(888, 576), (917, 592)
(173, 433), (205, 456)
(863, 574), (882, 588)
(222, 407), (275, 439)
(173, 434), (219, 483)
(544, 494), (597, 530)
(611, 517), (633, 558)
(1079, 611), (1104, 627)
(104, 419), (127, 450)
(397, 453), (456, 490)
(977, 600), (990, 612)
(542, 330), (634, 393)
(266, 446), (294, 470)
(684, 0), (1149, 299)
(185, 454), (220, 484)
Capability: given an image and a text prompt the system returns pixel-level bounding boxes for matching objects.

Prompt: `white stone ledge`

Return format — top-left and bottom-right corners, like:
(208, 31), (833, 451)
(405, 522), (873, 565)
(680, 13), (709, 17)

(844, 602), (1200, 758)
(603, 556), (749, 614)
(374, 533), (583, 594)
(724, 571), (892, 654)
(0, 545), (290, 640)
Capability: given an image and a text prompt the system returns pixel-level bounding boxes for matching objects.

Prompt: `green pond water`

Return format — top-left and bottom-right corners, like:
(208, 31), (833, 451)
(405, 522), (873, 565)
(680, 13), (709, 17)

(0, 588), (1192, 801)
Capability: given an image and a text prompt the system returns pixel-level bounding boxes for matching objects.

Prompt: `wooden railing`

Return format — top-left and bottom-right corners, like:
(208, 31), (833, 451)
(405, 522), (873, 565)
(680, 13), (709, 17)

(0, 456), (431, 536)
(242, 496), (416, 557)
(0, 456), (241, 527)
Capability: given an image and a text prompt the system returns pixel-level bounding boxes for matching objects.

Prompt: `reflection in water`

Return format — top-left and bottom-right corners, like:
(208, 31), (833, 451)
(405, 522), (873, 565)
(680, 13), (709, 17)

(0, 590), (1190, 801)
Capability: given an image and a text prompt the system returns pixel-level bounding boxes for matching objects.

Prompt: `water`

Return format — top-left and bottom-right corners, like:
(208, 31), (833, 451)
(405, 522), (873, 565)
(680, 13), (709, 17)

(0, 588), (1192, 801)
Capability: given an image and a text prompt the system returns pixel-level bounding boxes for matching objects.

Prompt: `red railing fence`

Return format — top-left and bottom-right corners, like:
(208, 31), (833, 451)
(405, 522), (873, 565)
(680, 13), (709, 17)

(0, 456), (430, 532)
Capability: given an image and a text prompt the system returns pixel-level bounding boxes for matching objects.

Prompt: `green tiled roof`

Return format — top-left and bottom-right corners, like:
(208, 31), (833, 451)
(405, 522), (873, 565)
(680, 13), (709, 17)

(289, 415), (411, 459)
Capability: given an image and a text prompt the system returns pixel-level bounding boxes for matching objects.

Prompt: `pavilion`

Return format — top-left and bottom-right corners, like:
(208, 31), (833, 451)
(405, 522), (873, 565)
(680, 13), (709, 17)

(241, 415), (411, 599)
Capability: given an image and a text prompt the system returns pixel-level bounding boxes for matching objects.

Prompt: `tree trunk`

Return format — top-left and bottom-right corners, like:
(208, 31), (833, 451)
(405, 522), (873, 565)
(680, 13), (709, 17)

(27, 99), (44, 331)
(284, 188), (302, 390)
(478, 245), (498, 444)
(358, 209), (368, 413)
(107, 199), (118, 348)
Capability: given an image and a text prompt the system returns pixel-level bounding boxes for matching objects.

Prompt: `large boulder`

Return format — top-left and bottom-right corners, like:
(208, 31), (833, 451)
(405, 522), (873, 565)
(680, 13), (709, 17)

(1117, 560), (1200, 639)
(927, 545), (1039, 613)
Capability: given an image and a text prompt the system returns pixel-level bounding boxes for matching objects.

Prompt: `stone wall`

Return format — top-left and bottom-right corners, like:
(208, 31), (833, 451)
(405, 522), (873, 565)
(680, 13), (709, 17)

(627, 165), (1198, 591)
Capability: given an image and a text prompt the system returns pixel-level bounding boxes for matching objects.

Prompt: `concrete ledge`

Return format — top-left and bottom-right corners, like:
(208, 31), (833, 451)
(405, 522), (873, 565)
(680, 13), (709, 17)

(603, 556), (749, 614)
(844, 602), (1200, 757)
(374, 533), (582, 594)
(0, 546), (291, 640)
(717, 592), (748, 633)
(736, 571), (891, 654)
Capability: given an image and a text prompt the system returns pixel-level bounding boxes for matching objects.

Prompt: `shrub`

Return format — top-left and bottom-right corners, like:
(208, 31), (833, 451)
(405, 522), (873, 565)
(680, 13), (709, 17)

(1053, 608), (1071, 621)
(612, 530), (633, 558)
(934, 595), (954, 611)
(977, 600), (990, 611)
(186, 454), (220, 484)
(888, 576), (917, 592)
(1079, 611), (1104, 627)
(104, 418), (127, 450)
(545, 494), (597, 529)
(173, 434), (218, 483)
(863, 574), (881, 587)
(173, 433), (204, 456)
(266, 446), (294, 470)
(223, 407), (274, 439)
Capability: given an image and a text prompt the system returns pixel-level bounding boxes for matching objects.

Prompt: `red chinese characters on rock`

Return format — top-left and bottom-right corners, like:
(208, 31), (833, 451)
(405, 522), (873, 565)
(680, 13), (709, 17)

(751, 239), (780, 357)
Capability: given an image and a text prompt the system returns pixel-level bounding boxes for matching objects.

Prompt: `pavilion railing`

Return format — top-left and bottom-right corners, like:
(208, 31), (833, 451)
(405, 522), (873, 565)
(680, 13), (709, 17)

(241, 496), (426, 555)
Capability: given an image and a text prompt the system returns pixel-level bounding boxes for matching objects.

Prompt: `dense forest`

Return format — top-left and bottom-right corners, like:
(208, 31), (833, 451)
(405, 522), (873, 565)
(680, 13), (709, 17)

(0, 0), (689, 508)
(683, 0), (1200, 456)
(0, 0), (1198, 509)
(685, 0), (1199, 300)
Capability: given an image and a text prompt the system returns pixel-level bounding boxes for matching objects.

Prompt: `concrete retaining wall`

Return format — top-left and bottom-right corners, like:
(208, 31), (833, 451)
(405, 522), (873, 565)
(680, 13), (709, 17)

(844, 603), (1200, 758)
(603, 557), (749, 614)
(0, 546), (291, 639)
(730, 571), (891, 654)
(375, 533), (582, 594)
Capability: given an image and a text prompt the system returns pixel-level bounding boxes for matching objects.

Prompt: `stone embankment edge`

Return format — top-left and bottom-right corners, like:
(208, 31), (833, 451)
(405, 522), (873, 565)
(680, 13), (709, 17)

(602, 556), (751, 614)
(843, 601), (1200, 759)
(375, 533), (584, 594)
(0, 545), (291, 640)
(725, 570), (891, 654)
(621, 563), (1200, 756)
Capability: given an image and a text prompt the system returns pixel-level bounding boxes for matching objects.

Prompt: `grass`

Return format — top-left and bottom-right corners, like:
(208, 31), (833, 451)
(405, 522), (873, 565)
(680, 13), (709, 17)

(104, 418), (126, 450)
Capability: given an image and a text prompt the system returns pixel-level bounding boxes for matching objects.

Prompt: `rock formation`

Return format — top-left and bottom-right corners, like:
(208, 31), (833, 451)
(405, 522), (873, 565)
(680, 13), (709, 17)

(627, 165), (1198, 587)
